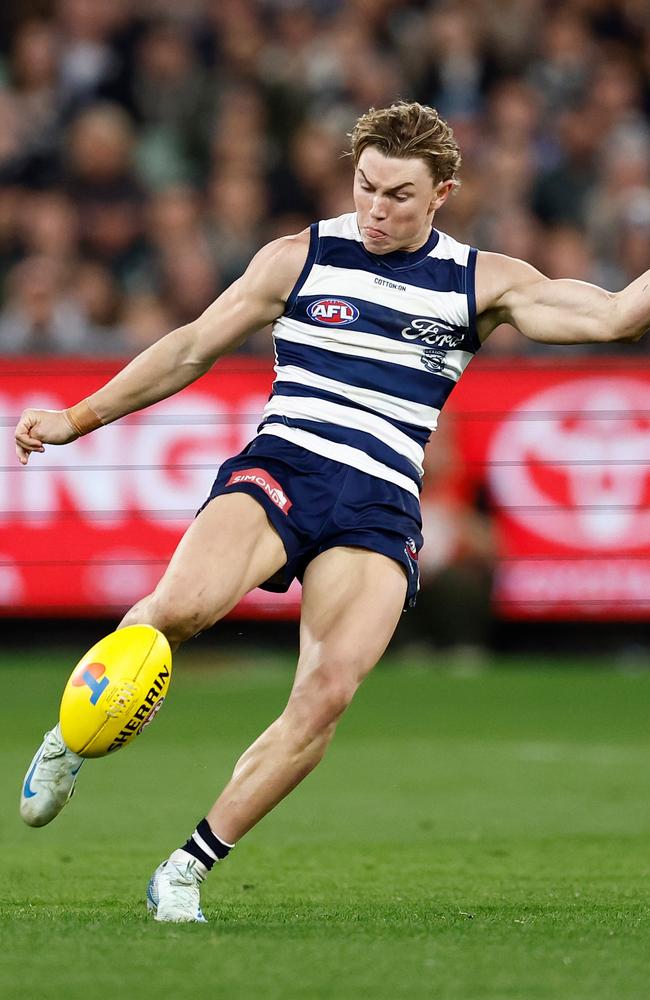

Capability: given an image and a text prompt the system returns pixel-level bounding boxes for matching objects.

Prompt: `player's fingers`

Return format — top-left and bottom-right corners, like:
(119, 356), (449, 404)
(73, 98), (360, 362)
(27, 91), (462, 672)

(15, 408), (46, 435)
(15, 415), (45, 448)
(15, 430), (45, 452)
(15, 442), (30, 465)
(15, 433), (44, 449)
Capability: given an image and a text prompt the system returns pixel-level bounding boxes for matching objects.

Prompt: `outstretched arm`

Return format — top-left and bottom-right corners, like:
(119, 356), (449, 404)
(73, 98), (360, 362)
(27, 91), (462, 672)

(15, 232), (309, 464)
(475, 252), (650, 345)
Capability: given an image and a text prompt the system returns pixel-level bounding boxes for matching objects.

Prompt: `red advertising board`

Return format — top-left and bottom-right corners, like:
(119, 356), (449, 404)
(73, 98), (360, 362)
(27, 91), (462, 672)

(1, 357), (300, 618)
(2, 355), (649, 619)
(446, 356), (650, 620)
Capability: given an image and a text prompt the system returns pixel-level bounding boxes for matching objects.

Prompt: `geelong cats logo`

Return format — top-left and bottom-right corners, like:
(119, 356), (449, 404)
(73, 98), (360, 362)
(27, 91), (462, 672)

(421, 349), (447, 374)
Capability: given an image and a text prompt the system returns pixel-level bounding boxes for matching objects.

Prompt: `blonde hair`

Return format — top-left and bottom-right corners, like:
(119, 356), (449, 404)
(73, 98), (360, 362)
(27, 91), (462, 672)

(349, 101), (461, 186)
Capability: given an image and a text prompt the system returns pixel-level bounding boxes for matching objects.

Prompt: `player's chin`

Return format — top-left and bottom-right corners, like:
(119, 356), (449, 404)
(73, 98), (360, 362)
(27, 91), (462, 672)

(361, 235), (396, 254)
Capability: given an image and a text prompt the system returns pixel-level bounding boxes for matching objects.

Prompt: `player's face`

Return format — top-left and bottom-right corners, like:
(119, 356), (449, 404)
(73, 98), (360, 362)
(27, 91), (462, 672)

(353, 147), (453, 254)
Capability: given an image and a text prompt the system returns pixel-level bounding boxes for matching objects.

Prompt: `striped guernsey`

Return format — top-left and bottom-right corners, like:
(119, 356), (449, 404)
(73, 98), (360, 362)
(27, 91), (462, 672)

(258, 212), (480, 499)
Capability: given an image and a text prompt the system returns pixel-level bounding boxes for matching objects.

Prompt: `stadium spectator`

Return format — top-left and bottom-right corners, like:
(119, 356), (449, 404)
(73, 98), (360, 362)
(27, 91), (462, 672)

(532, 107), (600, 228)
(132, 183), (212, 294)
(56, 0), (130, 110)
(618, 195), (650, 286)
(157, 244), (221, 328)
(3, 19), (63, 187)
(72, 259), (129, 353)
(586, 128), (650, 274)
(410, 5), (484, 119)
(120, 292), (175, 352)
(527, 11), (593, 112)
(129, 19), (215, 187)
(269, 120), (344, 218)
(206, 171), (268, 287)
(0, 255), (88, 354)
(63, 103), (145, 281)
(16, 189), (78, 265)
(209, 86), (270, 179)
(0, 0), (648, 358)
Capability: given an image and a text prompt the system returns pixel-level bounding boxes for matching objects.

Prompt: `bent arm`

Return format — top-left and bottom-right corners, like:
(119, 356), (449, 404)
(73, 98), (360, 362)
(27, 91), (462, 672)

(15, 232), (309, 463)
(86, 232), (309, 424)
(476, 252), (650, 345)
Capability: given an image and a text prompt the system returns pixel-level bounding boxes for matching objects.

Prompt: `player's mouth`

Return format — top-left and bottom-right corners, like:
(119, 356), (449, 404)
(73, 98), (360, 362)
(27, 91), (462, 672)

(364, 226), (389, 240)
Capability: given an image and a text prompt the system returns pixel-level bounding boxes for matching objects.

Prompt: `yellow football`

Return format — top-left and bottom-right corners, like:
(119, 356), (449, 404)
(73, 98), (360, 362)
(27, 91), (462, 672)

(59, 625), (172, 757)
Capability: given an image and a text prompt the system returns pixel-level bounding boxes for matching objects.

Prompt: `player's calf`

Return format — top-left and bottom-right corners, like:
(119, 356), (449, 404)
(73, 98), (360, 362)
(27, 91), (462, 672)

(147, 668), (362, 920)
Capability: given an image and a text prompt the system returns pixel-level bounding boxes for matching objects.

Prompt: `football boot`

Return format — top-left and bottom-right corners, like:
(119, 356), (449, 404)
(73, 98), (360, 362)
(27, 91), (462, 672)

(147, 849), (207, 923)
(20, 723), (84, 827)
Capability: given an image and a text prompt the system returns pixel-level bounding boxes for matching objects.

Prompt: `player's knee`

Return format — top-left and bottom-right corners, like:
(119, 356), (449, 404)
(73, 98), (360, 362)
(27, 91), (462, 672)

(287, 665), (358, 739)
(119, 592), (209, 645)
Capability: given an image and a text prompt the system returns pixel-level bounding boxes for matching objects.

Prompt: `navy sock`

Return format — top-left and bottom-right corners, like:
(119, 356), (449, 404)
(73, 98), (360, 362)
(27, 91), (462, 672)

(181, 818), (234, 872)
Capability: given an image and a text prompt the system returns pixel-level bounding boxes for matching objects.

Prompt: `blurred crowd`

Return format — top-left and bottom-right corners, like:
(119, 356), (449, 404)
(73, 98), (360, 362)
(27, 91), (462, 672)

(0, 0), (649, 357)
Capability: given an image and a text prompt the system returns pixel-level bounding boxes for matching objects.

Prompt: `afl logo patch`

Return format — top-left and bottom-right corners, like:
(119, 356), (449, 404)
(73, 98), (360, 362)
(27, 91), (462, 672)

(307, 298), (359, 325)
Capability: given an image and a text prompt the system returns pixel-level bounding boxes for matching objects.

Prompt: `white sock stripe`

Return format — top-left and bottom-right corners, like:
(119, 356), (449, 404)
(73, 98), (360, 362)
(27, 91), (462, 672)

(192, 829), (219, 862)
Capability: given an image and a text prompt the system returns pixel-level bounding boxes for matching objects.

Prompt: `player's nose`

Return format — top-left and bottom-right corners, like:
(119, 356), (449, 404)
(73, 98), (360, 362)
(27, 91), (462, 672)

(369, 196), (387, 220)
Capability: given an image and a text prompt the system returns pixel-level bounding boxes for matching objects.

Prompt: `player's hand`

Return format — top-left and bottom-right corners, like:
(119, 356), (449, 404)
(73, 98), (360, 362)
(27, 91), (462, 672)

(15, 408), (78, 465)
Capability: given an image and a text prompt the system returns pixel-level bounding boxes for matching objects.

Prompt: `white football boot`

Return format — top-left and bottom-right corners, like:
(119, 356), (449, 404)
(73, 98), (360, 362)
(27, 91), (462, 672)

(147, 849), (208, 923)
(20, 723), (84, 827)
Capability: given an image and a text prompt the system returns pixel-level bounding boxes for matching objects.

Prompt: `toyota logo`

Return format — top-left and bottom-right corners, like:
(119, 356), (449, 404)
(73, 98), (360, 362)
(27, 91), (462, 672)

(487, 377), (650, 550)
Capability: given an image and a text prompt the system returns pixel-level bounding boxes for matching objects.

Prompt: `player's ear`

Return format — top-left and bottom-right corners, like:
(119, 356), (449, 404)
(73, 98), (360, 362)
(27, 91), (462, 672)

(431, 180), (454, 211)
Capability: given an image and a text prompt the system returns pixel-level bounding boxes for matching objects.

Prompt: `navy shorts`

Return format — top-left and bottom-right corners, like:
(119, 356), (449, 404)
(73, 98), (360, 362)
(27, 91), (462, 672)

(201, 435), (422, 608)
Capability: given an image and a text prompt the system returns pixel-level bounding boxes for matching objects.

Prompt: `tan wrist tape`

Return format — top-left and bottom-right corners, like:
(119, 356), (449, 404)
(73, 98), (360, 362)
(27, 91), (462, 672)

(64, 400), (104, 437)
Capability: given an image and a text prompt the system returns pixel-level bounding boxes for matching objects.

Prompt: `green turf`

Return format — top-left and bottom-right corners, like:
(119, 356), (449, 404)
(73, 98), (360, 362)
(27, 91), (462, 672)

(2, 648), (650, 999)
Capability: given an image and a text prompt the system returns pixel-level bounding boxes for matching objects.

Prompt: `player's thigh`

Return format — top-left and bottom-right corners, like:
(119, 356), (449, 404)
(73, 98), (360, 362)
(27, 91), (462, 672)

(147, 492), (286, 625)
(295, 546), (407, 696)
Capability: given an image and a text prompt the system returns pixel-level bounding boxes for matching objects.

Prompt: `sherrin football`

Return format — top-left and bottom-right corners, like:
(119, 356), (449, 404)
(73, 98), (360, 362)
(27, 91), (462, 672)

(59, 625), (172, 757)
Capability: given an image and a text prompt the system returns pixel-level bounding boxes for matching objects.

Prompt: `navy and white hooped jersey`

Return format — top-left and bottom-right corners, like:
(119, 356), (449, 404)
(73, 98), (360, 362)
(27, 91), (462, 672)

(257, 212), (480, 499)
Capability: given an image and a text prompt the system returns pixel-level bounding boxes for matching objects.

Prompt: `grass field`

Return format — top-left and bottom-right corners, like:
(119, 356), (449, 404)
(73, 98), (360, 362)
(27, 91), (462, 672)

(2, 647), (650, 1000)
